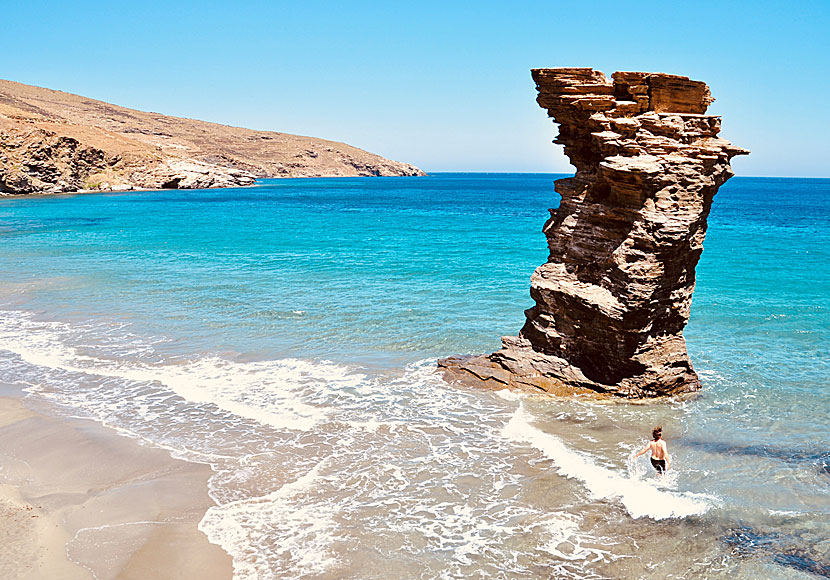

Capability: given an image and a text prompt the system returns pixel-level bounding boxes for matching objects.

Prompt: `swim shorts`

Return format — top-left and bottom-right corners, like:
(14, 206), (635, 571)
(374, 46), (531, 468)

(650, 458), (666, 473)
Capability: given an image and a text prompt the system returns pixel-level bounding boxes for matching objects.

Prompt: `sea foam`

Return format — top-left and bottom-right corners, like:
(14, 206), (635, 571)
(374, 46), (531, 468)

(0, 309), (657, 577)
(199, 461), (340, 579)
(0, 310), (358, 432)
(502, 403), (713, 520)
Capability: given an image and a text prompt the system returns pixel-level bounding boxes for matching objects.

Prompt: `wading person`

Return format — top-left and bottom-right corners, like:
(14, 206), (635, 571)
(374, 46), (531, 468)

(634, 426), (670, 474)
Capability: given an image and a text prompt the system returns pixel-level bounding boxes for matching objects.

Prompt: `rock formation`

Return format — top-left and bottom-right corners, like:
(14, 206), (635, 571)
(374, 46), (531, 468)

(0, 79), (424, 195)
(440, 68), (748, 397)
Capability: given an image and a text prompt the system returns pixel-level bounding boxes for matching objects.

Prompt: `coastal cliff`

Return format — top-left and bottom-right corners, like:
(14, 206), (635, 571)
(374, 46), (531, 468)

(440, 68), (748, 398)
(0, 79), (423, 195)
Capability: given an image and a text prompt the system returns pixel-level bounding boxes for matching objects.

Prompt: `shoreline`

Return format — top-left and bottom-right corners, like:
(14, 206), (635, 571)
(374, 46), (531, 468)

(0, 172), (430, 200)
(0, 393), (232, 580)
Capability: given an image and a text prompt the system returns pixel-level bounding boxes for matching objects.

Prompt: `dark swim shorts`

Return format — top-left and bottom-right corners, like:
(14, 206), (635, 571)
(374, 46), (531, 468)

(650, 458), (666, 473)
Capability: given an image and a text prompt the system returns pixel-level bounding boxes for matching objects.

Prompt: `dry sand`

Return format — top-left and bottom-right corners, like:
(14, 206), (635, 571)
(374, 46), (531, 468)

(0, 395), (232, 579)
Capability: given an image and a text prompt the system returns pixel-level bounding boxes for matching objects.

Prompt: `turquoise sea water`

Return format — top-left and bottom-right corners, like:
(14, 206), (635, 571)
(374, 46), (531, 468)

(0, 174), (828, 579)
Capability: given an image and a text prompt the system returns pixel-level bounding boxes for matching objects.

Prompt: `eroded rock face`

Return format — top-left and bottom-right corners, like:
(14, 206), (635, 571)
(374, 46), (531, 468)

(0, 78), (424, 196)
(439, 68), (748, 397)
(0, 126), (257, 194)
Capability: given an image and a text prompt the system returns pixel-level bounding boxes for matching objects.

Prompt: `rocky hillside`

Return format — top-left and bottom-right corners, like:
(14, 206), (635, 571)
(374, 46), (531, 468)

(0, 79), (424, 195)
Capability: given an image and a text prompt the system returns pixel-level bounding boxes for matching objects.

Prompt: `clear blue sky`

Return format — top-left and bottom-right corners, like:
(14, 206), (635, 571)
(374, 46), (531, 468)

(4, 1), (828, 176)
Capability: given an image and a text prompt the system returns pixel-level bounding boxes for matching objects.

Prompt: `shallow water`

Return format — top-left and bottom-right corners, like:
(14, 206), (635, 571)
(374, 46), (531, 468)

(0, 174), (827, 578)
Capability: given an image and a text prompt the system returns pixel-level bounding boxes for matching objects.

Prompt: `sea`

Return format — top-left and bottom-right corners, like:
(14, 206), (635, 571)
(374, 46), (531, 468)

(0, 173), (827, 579)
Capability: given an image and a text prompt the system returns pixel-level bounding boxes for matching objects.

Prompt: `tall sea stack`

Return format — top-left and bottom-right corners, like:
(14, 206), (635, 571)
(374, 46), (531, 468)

(440, 68), (748, 397)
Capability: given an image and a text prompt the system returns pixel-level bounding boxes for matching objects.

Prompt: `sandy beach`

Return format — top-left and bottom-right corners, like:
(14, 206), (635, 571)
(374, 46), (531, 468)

(0, 393), (232, 580)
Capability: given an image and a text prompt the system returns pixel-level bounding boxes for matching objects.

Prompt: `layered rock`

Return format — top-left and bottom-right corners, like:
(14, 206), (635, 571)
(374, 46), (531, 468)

(0, 79), (424, 195)
(0, 126), (257, 194)
(440, 68), (748, 397)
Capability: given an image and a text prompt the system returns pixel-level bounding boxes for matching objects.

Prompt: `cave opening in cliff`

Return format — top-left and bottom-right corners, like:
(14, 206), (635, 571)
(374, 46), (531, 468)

(614, 83), (635, 102)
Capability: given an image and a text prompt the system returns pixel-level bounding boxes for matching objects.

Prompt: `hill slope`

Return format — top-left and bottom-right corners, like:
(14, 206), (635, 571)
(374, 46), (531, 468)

(0, 79), (424, 194)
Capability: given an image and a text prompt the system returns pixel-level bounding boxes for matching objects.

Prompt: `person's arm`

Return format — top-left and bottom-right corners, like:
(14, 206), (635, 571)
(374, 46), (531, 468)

(633, 442), (651, 459)
(662, 441), (670, 470)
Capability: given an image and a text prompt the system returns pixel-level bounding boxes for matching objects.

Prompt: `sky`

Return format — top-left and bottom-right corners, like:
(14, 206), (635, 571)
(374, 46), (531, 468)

(3, 1), (828, 176)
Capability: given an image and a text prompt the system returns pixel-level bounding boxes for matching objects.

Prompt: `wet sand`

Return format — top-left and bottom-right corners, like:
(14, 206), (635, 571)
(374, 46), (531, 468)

(0, 395), (232, 580)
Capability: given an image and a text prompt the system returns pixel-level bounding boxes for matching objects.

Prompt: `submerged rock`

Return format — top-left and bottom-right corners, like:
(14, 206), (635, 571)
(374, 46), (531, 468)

(440, 68), (748, 397)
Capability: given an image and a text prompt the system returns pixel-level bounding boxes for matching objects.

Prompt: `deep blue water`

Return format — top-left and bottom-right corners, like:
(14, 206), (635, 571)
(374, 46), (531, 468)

(0, 174), (827, 579)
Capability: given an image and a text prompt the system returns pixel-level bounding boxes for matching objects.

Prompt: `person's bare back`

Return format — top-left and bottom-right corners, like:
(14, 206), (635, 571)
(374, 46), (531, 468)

(649, 439), (668, 460)
(634, 426), (670, 474)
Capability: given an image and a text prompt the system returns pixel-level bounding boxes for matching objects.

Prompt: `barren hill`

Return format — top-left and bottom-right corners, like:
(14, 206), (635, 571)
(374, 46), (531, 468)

(0, 79), (424, 195)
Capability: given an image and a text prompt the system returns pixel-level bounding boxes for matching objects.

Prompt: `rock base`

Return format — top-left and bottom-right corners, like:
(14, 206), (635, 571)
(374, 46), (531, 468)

(439, 336), (701, 398)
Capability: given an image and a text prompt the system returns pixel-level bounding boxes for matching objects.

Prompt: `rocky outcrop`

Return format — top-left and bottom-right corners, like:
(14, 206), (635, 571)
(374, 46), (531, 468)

(0, 126), (256, 194)
(0, 79), (423, 195)
(0, 128), (108, 194)
(440, 68), (748, 398)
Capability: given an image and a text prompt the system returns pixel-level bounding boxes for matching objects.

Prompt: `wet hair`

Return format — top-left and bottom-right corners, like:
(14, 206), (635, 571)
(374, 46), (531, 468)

(652, 426), (663, 440)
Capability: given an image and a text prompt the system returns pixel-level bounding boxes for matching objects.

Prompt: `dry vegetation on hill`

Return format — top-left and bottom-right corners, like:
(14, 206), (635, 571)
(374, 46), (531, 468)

(0, 79), (423, 195)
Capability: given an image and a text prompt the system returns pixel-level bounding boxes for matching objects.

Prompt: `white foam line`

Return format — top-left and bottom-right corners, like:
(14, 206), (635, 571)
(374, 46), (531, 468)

(503, 404), (713, 520)
(495, 388), (523, 401)
(537, 513), (613, 564)
(0, 312), (336, 431)
(72, 519), (174, 535)
(199, 462), (338, 580)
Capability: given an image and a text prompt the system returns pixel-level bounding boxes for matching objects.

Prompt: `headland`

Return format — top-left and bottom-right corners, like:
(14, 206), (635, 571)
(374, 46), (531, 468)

(0, 79), (424, 196)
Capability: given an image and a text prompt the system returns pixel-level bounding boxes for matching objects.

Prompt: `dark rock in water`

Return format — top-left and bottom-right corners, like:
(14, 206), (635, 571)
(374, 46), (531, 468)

(683, 439), (830, 476)
(723, 524), (830, 578)
(440, 68), (748, 397)
(723, 524), (782, 558)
